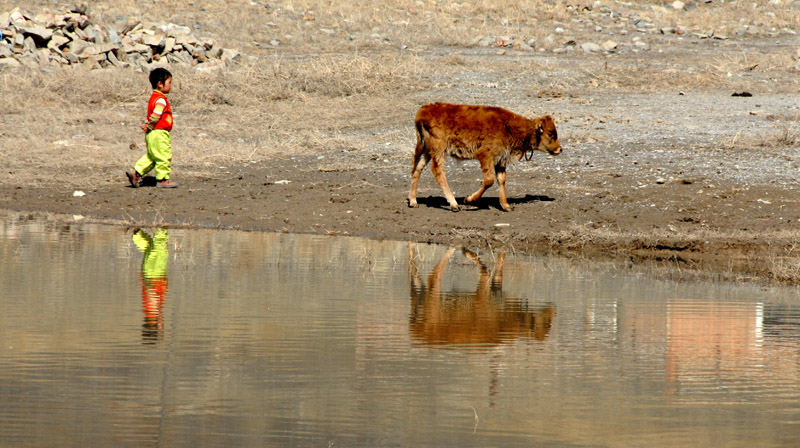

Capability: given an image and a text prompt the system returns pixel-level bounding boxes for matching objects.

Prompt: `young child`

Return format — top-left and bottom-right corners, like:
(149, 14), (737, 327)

(126, 67), (178, 188)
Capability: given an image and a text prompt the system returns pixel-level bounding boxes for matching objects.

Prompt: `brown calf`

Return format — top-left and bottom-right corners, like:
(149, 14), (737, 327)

(408, 102), (562, 211)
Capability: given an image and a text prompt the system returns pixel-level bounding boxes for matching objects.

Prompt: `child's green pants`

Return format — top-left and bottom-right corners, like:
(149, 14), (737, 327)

(135, 129), (172, 181)
(132, 229), (169, 278)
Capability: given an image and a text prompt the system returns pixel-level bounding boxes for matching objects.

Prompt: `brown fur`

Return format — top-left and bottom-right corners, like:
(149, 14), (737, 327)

(408, 102), (562, 211)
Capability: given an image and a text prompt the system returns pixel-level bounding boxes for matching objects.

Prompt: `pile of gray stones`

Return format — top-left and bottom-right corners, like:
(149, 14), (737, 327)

(0, 4), (241, 71)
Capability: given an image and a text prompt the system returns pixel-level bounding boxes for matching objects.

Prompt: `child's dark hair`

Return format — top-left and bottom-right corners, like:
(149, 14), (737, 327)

(149, 67), (172, 89)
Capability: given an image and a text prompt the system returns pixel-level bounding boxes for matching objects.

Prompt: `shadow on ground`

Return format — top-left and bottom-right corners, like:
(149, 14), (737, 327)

(413, 194), (555, 211)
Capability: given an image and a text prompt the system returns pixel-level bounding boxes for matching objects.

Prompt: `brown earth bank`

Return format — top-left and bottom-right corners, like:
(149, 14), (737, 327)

(4, 133), (800, 286)
(3, 1), (800, 285)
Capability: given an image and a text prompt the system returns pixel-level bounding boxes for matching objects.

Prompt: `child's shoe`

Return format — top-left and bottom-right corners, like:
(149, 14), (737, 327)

(156, 179), (178, 188)
(126, 170), (142, 188)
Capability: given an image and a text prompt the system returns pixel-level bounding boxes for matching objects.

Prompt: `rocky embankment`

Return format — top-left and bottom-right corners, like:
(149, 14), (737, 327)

(0, 4), (240, 71)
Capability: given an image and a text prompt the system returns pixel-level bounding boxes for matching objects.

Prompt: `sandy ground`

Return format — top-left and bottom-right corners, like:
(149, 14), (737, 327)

(3, 24), (800, 284)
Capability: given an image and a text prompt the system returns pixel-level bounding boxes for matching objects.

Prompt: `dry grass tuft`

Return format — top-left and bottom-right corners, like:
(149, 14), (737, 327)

(730, 116), (800, 150)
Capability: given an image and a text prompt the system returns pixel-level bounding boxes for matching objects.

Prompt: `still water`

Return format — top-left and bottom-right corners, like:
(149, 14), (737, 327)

(2, 215), (800, 447)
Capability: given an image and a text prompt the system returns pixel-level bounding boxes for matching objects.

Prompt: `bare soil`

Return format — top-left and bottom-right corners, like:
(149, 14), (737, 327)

(3, 2), (800, 284)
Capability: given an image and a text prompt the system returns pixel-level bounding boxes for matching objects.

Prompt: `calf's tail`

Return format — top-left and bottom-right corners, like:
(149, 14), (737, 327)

(415, 120), (428, 150)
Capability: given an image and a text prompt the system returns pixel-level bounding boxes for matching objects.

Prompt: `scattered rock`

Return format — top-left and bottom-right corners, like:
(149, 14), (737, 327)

(472, 35), (537, 51)
(581, 42), (602, 53)
(601, 40), (618, 51)
(0, 55), (19, 67)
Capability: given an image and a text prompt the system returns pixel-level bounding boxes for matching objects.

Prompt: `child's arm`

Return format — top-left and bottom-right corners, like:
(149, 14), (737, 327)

(142, 98), (168, 133)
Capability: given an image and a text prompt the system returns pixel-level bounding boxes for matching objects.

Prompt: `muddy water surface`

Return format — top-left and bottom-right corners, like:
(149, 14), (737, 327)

(2, 216), (800, 447)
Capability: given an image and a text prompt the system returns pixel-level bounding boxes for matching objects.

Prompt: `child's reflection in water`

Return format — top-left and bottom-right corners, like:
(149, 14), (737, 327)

(131, 229), (169, 344)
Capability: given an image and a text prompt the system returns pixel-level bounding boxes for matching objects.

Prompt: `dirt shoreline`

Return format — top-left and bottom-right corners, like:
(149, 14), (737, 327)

(3, 139), (800, 285)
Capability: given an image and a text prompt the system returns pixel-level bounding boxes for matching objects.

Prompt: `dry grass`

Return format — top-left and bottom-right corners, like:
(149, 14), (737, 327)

(545, 224), (800, 283)
(2, 0), (799, 187)
(770, 242), (800, 283)
(183, 53), (430, 106)
(0, 49), (430, 184)
(729, 115), (800, 150)
(582, 49), (798, 93)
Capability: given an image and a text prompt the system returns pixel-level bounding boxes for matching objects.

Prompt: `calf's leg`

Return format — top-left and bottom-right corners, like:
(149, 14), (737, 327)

(465, 157), (496, 205)
(429, 154), (460, 211)
(408, 136), (431, 208)
(495, 166), (512, 211)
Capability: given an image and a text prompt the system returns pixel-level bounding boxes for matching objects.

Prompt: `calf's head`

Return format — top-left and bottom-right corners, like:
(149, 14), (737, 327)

(533, 115), (561, 156)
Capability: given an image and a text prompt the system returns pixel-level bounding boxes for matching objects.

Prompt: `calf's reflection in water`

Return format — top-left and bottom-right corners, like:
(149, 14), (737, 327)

(408, 243), (555, 350)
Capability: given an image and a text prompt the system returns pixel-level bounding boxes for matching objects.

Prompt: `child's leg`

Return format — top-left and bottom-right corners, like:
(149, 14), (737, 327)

(134, 134), (157, 176)
(133, 153), (155, 176)
(147, 130), (172, 181)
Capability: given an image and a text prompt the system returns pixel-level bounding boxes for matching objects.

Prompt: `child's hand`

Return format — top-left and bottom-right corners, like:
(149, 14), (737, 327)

(141, 122), (149, 133)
